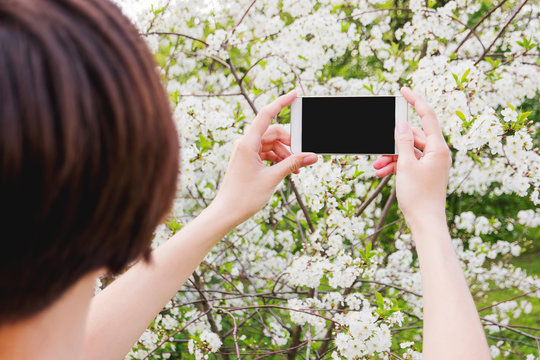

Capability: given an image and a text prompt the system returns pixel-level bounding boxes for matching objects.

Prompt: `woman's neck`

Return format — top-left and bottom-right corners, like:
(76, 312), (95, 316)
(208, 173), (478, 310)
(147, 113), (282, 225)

(0, 271), (98, 360)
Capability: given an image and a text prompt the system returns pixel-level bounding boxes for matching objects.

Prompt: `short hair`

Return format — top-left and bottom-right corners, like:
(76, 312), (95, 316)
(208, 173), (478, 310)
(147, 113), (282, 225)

(0, 0), (179, 323)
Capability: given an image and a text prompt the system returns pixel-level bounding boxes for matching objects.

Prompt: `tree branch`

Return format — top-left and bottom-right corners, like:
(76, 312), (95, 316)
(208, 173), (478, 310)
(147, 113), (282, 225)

(475, 0), (529, 65)
(142, 31), (209, 47)
(355, 175), (392, 217)
(192, 272), (229, 360)
(290, 177), (315, 233)
(453, 0), (508, 54)
(227, 58), (259, 114)
(478, 287), (539, 312)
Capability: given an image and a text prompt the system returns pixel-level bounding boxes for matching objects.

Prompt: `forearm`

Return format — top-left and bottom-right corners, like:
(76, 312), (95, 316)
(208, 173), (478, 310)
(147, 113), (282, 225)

(82, 201), (236, 360)
(408, 213), (490, 360)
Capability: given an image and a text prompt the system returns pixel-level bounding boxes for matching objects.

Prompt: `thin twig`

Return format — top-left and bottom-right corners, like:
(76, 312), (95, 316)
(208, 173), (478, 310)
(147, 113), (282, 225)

(219, 308), (242, 359)
(357, 279), (421, 297)
(305, 324), (312, 360)
(227, 58), (258, 114)
(279, 189), (307, 247)
(478, 287), (539, 312)
(482, 317), (540, 340)
(387, 351), (406, 360)
(369, 186), (397, 245)
(475, 0), (529, 65)
(142, 31), (208, 47)
(142, 309), (211, 360)
(182, 50), (230, 68)
(254, 310), (288, 360)
(222, 0), (258, 49)
(192, 273), (229, 360)
(355, 176), (391, 216)
(453, 0), (508, 54)
(317, 286), (354, 357)
(290, 177), (315, 233)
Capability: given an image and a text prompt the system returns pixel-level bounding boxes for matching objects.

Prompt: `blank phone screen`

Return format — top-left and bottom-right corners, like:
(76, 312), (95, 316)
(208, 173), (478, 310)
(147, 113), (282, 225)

(302, 96), (395, 154)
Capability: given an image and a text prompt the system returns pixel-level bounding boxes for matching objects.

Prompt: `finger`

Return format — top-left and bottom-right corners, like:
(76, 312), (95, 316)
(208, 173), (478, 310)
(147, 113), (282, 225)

(261, 151), (282, 163)
(261, 141), (291, 159)
(414, 147), (423, 160)
(260, 137), (291, 152)
(272, 141), (292, 160)
(412, 127), (427, 150)
(400, 87), (442, 138)
(373, 155), (396, 170)
(246, 90), (297, 141)
(262, 124), (291, 146)
(394, 120), (416, 163)
(375, 162), (396, 177)
(271, 152), (317, 179)
(269, 152), (300, 174)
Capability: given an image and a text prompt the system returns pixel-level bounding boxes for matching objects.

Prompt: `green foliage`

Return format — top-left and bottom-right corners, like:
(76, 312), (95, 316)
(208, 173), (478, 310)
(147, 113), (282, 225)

(516, 36), (537, 52)
(166, 217), (183, 235)
(452, 68), (470, 90)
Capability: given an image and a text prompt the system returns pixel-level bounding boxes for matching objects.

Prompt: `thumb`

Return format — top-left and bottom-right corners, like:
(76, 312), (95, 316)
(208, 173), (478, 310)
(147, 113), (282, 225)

(272, 153), (318, 179)
(395, 121), (415, 162)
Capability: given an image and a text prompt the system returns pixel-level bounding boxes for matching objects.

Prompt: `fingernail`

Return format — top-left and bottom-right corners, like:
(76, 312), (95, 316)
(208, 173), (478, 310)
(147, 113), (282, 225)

(303, 154), (318, 165)
(397, 121), (410, 133)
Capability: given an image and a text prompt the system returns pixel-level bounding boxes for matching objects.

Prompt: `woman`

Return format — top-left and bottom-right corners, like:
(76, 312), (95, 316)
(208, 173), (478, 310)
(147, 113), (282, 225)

(0, 0), (490, 359)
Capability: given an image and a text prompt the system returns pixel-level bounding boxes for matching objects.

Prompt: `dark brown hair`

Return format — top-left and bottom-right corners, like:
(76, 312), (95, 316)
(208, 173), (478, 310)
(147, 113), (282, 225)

(0, 0), (179, 322)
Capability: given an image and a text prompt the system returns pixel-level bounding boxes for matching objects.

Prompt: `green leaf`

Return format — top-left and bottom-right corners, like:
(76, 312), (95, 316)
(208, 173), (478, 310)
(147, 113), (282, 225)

(455, 110), (466, 122)
(376, 69), (385, 82)
(468, 151), (482, 164)
(166, 217), (183, 235)
(375, 291), (384, 309)
(363, 84), (375, 95)
(353, 165), (365, 179)
(485, 57), (501, 68)
(151, 5), (166, 16)
(517, 111), (532, 123)
(198, 134), (212, 152)
(361, 241), (375, 263)
(516, 36), (536, 51)
(169, 90), (179, 105)
(461, 68), (470, 83)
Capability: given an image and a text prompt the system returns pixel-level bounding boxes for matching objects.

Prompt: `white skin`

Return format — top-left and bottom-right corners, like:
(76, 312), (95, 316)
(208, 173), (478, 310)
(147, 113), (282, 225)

(0, 88), (490, 360)
(374, 87), (490, 360)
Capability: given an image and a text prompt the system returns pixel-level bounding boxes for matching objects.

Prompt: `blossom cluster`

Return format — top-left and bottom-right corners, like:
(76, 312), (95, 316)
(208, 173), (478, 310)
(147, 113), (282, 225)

(108, 0), (540, 359)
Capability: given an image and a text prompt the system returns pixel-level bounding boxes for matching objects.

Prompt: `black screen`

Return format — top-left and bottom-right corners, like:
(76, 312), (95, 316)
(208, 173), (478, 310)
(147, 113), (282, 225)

(302, 96), (395, 154)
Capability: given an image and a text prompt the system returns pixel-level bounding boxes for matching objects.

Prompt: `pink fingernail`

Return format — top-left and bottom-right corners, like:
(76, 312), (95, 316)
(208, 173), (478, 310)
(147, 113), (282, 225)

(397, 121), (409, 133)
(303, 154), (318, 165)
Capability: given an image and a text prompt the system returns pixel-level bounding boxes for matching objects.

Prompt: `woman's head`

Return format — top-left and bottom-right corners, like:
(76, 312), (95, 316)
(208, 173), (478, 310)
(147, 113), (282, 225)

(0, 0), (179, 323)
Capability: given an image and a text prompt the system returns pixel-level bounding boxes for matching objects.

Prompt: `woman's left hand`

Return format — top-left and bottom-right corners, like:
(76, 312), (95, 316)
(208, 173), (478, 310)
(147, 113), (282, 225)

(212, 90), (318, 225)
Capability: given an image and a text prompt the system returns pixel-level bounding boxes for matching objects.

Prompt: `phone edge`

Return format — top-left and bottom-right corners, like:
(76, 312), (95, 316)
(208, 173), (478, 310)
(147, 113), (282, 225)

(291, 97), (302, 154)
(395, 96), (408, 155)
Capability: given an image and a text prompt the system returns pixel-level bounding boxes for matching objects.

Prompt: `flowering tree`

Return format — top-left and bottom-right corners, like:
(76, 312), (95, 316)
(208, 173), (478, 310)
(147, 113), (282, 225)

(106, 0), (540, 359)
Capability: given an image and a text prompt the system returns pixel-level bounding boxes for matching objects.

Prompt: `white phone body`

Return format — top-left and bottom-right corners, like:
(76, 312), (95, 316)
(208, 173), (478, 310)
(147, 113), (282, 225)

(290, 95), (408, 155)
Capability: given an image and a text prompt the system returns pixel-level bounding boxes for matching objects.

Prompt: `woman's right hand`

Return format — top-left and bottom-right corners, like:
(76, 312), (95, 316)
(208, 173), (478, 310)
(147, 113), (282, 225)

(374, 89), (492, 360)
(373, 87), (452, 228)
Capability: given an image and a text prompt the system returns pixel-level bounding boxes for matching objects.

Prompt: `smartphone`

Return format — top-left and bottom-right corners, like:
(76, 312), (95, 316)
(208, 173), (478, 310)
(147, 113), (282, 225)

(290, 95), (408, 155)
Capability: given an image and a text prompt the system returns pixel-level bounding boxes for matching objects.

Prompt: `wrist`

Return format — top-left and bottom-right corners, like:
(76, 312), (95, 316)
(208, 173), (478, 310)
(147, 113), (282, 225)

(206, 197), (244, 232)
(405, 209), (449, 239)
